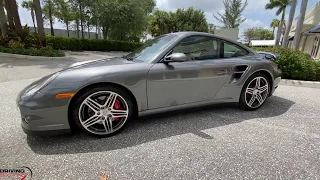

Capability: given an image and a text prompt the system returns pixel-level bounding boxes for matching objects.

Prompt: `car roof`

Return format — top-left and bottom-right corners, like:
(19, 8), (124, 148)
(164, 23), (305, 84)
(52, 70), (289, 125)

(170, 31), (231, 40)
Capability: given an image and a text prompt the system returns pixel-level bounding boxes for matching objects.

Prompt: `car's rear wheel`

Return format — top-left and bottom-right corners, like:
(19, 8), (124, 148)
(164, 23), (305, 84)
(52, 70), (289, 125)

(72, 86), (134, 137)
(239, 73), (270, 110)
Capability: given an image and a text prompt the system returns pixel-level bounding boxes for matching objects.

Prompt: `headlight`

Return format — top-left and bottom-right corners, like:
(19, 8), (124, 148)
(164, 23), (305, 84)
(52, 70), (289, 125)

(23, 72), (60, 98)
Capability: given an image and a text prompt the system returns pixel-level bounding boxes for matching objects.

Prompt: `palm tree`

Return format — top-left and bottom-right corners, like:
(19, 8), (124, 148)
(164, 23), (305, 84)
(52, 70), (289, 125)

(42, 0), (56, 36)
(282, 0), (297, 48)
(21, 0), (37, 33)
(5, 0), (22, 32)
(265, 0), (291, 47)
(0, 0), (8, 36)
(293, 0), (308, 50)
(4, 0), (14, 27)
(270, 19), (280, 35)
(33, 0), (46, 45)
(55, 0), (73, 37)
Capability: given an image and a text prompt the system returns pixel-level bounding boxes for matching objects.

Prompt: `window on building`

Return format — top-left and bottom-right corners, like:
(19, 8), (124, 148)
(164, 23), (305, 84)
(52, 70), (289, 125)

(311, 37), (320, 59)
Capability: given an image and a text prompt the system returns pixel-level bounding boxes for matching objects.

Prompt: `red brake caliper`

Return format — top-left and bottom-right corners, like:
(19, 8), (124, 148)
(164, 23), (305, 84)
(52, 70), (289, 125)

(113, 99), (122, 121)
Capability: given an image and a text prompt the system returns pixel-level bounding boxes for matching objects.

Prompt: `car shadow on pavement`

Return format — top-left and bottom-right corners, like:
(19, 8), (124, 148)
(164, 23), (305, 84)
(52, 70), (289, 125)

(27, 95), (295, 155)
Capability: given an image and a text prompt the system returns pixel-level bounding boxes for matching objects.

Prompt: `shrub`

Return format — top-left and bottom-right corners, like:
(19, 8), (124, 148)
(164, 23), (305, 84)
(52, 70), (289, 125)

(8, 40), (25, 49)
(40, 45), (53, 51)
(252, 47), (320, 81)
(0, 46), (65, 57)
(17, 26), (40, 48)
(47, 36), (143, 52)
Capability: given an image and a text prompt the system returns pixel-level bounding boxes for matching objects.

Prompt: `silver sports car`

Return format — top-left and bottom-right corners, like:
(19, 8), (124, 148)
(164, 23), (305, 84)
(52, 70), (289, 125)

(17, 32), (282, 137)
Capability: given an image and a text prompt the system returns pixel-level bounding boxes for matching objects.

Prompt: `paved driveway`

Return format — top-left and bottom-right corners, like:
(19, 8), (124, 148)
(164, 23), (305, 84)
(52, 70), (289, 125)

(1, 54), (320, 179)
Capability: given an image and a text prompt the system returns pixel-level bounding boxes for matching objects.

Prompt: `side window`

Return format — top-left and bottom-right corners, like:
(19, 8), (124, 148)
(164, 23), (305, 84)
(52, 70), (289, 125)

(172, 36), (220, 61)
(223, 42), (249, 58)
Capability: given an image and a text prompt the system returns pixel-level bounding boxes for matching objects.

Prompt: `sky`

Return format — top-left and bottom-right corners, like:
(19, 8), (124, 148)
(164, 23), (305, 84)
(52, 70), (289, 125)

(17, 0), (320, 39)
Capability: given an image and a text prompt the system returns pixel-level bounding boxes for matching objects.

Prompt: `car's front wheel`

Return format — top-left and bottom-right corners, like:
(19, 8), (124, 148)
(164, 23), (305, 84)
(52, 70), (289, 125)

(239, 73), (270, 110)
(72, 86), (134, 137)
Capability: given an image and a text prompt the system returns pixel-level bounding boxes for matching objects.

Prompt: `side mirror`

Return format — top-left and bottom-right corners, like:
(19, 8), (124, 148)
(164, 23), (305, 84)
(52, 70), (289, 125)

(164, 53), (187, 63)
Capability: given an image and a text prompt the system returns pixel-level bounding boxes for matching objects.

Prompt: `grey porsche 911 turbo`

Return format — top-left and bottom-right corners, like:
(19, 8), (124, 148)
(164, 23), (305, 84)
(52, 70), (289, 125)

(17, 32), (282, 137)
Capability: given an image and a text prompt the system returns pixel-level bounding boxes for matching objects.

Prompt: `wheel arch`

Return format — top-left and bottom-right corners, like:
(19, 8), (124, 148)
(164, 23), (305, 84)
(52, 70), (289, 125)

(67, 82), (139, 131)
(245, 69), (274, 96)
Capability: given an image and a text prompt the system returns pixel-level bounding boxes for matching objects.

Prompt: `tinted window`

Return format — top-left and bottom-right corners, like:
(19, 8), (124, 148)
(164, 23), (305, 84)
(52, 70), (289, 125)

(126, 34), (179, 62)
(172, 36), (220, 61)
(223, 42), (249, 58)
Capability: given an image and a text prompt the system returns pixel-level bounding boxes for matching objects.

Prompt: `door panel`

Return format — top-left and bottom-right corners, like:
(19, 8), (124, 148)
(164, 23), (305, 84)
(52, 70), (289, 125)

(147, 60), (232, 109)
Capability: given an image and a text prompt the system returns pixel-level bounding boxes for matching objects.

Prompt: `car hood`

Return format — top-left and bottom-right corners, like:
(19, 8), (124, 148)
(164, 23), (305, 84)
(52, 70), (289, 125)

(67, 57), (134, 69)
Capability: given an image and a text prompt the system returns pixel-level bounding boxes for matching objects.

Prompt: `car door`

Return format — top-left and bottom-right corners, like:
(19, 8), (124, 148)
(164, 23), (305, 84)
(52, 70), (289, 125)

(147, 36), (233, 109)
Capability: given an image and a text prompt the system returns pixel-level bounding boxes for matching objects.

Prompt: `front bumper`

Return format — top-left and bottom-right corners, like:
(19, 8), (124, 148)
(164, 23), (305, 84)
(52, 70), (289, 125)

(17, 85), (71, 136)
(270, 76), (281, 96)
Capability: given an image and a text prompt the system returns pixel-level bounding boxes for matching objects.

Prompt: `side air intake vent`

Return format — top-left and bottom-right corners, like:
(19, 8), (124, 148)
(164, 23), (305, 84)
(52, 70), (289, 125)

(231, 65), (248, 83)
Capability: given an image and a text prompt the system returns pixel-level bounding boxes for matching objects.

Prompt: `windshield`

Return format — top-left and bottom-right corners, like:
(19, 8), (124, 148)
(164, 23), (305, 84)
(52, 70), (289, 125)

(125, 34), (179, 62)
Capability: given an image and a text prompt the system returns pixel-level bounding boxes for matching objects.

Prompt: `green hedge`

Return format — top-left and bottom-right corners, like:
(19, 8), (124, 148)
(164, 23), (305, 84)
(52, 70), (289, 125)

(47, 36), (143, 52)
(252, 47), (320, 81)
(0, 46), (65, 57)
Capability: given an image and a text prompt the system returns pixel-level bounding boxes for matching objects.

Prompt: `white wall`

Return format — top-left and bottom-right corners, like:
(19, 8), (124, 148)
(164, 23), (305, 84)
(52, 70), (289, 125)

(29, 27), (102, 39)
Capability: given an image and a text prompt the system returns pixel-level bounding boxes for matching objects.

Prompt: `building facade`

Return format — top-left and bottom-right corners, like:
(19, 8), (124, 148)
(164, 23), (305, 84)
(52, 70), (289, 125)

(288, 1), (320, 59)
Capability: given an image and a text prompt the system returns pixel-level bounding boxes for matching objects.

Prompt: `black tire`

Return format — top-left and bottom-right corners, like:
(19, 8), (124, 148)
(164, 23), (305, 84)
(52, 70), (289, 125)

(239, 73), (270, 111)
(71, 85), (134, 137)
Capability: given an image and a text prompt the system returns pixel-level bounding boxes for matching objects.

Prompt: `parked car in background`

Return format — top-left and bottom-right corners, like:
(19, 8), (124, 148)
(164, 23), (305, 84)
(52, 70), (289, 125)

(257, 51), (280, 61)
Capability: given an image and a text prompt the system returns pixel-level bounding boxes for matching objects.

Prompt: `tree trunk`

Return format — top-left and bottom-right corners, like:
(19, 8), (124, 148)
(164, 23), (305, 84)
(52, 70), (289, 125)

(96, 25), (98, 39)
(276, 8), (286, 47)
(31, 10), (37, 33)
(121, 31), (124, 41)
(4, 0), (14, 27)
(49, 17), (54, 36)
(66, 22), (69, 37)
(79, 5), (84, 38)
(102, 26), (105, 40)
(88, 26), (90, 39)
(102, 26), (108, 40)
(98, 23), (101, 39)
(76, 21), (80, 38)
(33, 0), (46, 46)
(0, 0), (8, 37)
(272, 28), (275, 35)
(293, 0), (308, 50)
(10, 0), (22, 32)
(48, 4), (54, 36)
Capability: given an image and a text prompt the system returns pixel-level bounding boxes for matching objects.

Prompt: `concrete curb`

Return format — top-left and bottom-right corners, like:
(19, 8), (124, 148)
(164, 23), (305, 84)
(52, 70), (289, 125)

(280, 79), (320, 89)
(0, 52), (72, 61)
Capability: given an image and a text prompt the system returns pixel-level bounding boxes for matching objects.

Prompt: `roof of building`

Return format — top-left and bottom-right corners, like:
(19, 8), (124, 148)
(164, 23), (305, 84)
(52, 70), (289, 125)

(250, 40), (276, 46)
(303, 24), (320, 35)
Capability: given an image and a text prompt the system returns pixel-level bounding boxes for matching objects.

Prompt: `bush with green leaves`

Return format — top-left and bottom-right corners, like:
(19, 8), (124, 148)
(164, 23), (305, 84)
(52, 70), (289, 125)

(2, 25), (40, 49)
(47, 36), (143, 52)
(252, 47), (320, 81)
(0, 46), (65, 57)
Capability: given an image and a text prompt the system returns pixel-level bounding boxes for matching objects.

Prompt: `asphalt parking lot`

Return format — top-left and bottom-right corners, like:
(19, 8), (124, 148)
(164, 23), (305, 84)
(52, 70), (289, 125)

(1, 54), (320, 179)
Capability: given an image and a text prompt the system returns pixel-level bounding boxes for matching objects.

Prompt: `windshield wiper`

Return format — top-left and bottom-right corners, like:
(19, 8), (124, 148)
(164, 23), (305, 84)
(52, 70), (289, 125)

(126, 57), (134, 61)
(122, 55), (133, 61)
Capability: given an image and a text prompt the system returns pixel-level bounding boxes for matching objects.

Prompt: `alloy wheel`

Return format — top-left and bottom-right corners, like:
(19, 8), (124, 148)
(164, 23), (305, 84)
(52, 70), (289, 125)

(245, 77), (269, 108)
(78, 91), (129, 135)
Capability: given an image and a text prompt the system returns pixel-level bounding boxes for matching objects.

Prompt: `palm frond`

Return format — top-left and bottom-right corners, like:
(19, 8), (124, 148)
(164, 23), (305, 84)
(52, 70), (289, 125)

(276, 6), (284, 15)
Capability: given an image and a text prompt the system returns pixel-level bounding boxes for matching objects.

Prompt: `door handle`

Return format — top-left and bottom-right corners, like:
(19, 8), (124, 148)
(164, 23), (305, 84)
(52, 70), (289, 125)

(216, 69), (228, 75)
